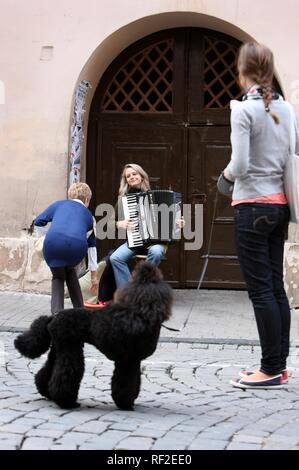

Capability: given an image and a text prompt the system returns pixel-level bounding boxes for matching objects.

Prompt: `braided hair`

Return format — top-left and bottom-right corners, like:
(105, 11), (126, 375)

(238, 42), (280, 124)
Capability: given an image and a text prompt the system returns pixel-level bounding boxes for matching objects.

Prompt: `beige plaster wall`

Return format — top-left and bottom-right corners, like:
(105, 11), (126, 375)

(0, 0), (298, 301)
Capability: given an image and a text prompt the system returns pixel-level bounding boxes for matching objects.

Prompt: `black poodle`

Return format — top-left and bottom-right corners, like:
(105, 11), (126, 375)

(14, 262), (172, 410)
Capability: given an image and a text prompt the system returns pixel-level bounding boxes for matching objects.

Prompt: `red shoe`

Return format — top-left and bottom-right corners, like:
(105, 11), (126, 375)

(84, 300), (109, 309)
(239, 369), (288, 384)
(84, 301), (100, 309)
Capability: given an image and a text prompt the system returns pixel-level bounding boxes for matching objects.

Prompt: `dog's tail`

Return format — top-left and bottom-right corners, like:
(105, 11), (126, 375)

(14, 315), (52, 359)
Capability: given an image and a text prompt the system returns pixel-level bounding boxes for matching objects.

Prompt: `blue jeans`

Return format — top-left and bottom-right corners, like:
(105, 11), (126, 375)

(234, 203), (290, 375)
(110, 242), (165, 288)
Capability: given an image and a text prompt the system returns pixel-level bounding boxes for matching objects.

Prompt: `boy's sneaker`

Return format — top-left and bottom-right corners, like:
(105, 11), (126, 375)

(239, 369), (288, 384)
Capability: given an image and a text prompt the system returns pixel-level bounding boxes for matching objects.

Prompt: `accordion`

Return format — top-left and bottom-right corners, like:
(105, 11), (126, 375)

(122, 190), (182, 249)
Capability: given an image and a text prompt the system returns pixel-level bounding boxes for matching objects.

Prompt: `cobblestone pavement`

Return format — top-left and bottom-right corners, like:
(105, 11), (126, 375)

(1, 290), (299, 345)
(1, 332), (299, 450)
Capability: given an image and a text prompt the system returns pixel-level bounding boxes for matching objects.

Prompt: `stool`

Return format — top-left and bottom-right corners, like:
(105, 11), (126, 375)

(134, 254), (147, 260)
(135, 253), (167, 260)
(131, 254), (167, 270)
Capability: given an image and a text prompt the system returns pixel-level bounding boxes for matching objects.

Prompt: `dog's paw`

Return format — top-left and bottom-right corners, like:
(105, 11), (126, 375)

(54, 400), (80, 409)
(114, 400), (135, 411)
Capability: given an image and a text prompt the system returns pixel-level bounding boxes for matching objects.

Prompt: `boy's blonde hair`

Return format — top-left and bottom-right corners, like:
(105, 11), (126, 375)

(68, 182), (92, 202)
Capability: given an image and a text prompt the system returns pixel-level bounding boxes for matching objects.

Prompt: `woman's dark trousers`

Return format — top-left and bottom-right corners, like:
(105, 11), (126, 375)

(234, 204), (290, 375)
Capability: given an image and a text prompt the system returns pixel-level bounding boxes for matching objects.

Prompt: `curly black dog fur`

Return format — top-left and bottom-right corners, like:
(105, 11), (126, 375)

(14, 262), (172, 410)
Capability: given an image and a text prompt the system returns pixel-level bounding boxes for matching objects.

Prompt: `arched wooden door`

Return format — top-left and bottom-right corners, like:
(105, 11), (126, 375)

(87, 28), (245, 288)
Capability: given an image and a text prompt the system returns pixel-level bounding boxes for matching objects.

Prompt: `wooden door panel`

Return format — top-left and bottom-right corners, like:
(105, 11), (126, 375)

(186, 126), (245, 288)
(211, 224), (237, 254)
(188, 29), (242, 125)
(87, 27), (252, 289)
(203, 257), (244, 287)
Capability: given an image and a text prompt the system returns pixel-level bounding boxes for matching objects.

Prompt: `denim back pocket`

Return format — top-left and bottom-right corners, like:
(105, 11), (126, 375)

(252, 206), (278, 234)
(235, 205), (278, 234)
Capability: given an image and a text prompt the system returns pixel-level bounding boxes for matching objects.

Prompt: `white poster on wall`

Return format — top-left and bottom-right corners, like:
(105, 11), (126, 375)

(69, 80), (91, 184)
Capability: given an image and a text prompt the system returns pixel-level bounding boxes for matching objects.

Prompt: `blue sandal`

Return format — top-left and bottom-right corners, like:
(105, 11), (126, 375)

(230, 374), (283, 390)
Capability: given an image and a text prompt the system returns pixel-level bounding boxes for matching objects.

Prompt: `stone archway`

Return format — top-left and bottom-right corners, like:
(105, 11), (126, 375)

(67, 13), (288, 288)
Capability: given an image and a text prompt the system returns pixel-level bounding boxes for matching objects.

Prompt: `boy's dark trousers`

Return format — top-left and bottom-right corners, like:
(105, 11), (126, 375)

(50, 266), (83, 314)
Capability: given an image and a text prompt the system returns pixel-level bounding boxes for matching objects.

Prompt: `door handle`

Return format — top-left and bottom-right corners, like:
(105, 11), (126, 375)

(192, 193), (207, 204)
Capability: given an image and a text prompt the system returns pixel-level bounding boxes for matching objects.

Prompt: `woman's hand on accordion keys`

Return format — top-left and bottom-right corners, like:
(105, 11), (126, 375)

(176, 216), (185, 229)
(117, 218), (136, 231)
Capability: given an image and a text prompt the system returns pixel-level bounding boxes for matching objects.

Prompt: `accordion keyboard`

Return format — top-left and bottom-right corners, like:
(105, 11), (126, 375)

(122, 194), (144, 248)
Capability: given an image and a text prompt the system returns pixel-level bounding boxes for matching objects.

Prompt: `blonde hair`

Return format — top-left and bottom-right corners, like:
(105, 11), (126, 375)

(68, 182), (92, 202)
(238, 42), (280, 124)
(118, 163), (150, 196)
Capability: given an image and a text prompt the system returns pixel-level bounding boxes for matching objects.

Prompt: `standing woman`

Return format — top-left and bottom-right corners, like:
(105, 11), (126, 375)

(34, 182), (98, 314)
(110, 164), (167, 288)
(223, 43), (299, 389)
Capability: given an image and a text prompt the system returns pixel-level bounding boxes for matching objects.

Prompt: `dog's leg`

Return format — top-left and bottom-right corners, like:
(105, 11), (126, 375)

(111, 359), (141, 411)
(34, 346), (56, 400)
(47, 343), (85, 409)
